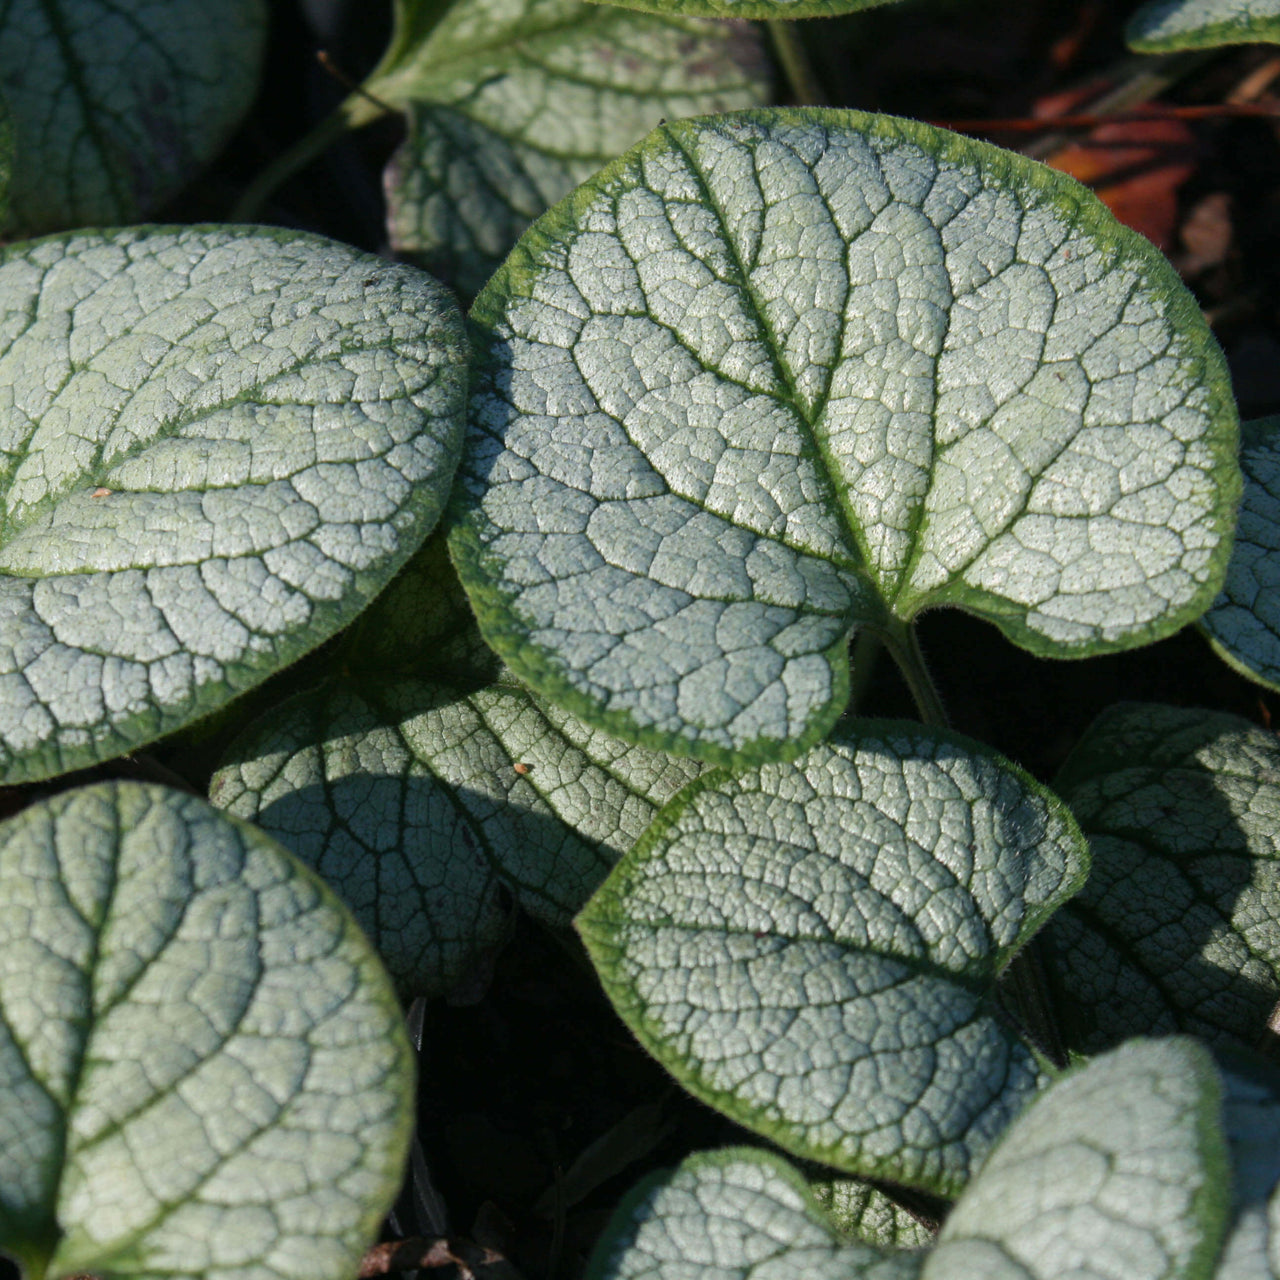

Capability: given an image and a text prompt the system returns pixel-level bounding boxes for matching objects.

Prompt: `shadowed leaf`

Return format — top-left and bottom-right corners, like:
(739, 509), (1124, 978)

(0, 0), (266, 232)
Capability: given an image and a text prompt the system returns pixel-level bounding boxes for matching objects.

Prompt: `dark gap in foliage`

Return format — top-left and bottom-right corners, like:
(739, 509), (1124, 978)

(416, 917), (757, 1277)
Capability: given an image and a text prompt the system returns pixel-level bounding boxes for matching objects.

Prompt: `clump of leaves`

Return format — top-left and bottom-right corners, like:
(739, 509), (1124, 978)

(588, 1037), (1249, 1280)
(0, 3), (1278, 1280)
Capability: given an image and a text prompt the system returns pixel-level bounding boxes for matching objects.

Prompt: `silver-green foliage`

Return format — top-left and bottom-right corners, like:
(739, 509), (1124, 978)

(581, 0), (908, 24)
(1202, 418), (1280, 692)
(210, 535), (702, 998)
(926, 1037), (1229, 1280)
(1044, 704), (1280, 1054)
(0, 0), (267, 233)
(211, 676), (703, 999)
(586, 1147), (919, 1280)
(450, 108), (1240, 767)
(577, 722), (1089, 1197)
(0, 782), (414, 1280)
(0, 226), (468, 784)
(1128, 0), (1280, 50)
(589, 1038), (1239, 1280)
(373, 0), (769, 299)
(808, 1179), (933, 1250)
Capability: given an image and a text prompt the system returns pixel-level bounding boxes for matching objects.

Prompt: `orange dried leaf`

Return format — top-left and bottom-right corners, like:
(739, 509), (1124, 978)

(1045, 117), (1196, 250)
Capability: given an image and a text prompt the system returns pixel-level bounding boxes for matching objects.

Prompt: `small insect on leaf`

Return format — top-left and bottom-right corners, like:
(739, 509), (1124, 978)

(513, 762), (531, 775)
(91, 487), (111, 497)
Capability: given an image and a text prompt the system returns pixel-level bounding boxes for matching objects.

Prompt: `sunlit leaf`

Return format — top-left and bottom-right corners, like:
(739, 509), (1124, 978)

(577, 722), (1088, 1195)
(1128, 0), (1280, 51)
(926, 1037), (1230, 1280)
(586, 1148), (918, 1280)
(0, 782), (414, 1280)
(450, 108), (1240, 765)
(589, 1039), (1237, 1280)
(1043, 116), (1196, 252)
(0, 226), (468, 783)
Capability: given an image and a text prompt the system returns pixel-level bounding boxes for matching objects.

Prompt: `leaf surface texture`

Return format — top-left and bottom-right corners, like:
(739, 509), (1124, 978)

(211, 534), (701, 997)
(0, 782), (414, 1280)
(451, 109), (1240, 765)
(577, 722), (1089, 1195)
(809, 1178), (934, 1250)
(587, 1039), (1238, 1280)
(0, 226), (468, 782)
(0, 0), (266, 231)
(926, 1037), (1229, 1280)
(586, 1148), (917, 1280)
(1045, 703), (1280, 1054)
(372, 0), (769, 299)
(1202, 417), (1280, 691)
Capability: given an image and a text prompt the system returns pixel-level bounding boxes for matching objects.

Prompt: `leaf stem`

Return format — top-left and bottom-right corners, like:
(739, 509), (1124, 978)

(317, 50), (397, 117)
(231, 106), (361, 222)
(767, 21), (824, 106)
(881, 619), (949, 730)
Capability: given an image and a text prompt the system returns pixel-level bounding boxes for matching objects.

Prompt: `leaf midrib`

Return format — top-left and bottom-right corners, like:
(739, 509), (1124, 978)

(658, 124), (878, 600)
(587, 903), (1012, 998)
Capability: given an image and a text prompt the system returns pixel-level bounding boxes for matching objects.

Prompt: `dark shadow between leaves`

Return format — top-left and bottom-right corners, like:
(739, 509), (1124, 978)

(251, 762), (617, 1003)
